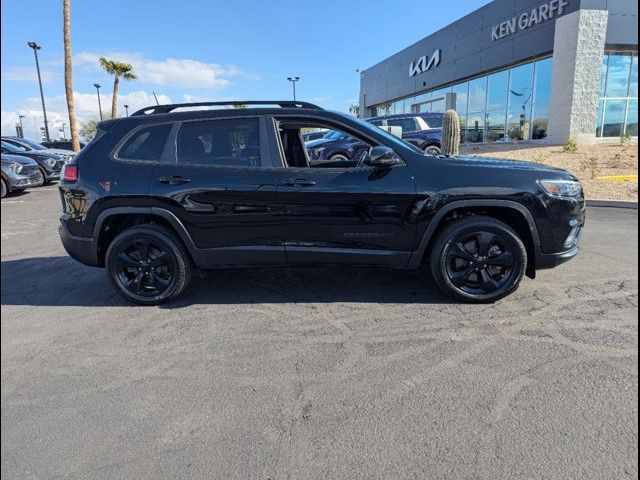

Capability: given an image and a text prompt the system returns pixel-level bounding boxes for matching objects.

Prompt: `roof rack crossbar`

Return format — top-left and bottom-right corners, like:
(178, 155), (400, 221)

(131, 100), (322, 116)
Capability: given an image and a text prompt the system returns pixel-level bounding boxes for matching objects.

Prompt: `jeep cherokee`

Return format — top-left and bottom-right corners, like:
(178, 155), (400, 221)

(58, 101), (585, 305)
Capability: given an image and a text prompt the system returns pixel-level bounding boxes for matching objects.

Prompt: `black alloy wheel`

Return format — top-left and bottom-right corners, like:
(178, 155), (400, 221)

(430, 216), (527, 303)
(106, 225), (191, 305)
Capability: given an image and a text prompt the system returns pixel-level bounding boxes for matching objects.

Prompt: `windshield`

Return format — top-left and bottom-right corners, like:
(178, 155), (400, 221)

(345, 116), (425, 155)
(322, 130), (347, 140)
(1, 141), (25, 153)
(13, 138), (46, 150)
(423, 115), (443, 128)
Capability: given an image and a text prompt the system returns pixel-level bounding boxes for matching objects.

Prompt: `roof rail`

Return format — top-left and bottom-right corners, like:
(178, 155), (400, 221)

(131, 100), (323, 116)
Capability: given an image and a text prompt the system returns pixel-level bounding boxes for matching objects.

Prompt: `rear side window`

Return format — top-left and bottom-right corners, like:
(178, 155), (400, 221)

(386, 118), (416, 132)
(177, 118), (261, 167)
(118, 124), (172, 161)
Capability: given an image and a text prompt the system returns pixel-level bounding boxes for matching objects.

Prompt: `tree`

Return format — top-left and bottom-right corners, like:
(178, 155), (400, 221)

(79, 114), (111, 142)
(63, 0), (80, 152)
(349, 103), (360, 117)
(99, 57), (137, 118)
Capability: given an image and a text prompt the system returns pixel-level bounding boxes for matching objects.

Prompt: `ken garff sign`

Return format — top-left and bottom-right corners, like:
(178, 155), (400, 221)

(409, 49), (441, 77)
(492, 0), (569, 41)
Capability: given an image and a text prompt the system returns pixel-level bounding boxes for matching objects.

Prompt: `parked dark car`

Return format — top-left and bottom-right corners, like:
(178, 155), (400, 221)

(367, 113), (443, 155)
(40, 139), (86, 151)
(1, 140), (64, 183)
(58, 100), (585, 305)
(1, 153), (44, 198)
(2, 136), (76, 162)
(301, 130), (327, 143)
(305, 129), (371, 167)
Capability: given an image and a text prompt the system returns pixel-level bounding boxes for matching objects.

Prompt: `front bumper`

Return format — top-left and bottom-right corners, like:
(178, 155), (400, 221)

(10, 171), (44, 190)
(536, 245), (580, 270)
(58, 220), (99, 267)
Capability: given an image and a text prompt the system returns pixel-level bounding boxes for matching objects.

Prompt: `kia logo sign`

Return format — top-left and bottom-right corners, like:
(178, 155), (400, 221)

(409, 49), (441, 77)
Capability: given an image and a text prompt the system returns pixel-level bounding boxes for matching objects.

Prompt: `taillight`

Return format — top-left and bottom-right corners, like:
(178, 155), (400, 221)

(61, 164), (78, 182)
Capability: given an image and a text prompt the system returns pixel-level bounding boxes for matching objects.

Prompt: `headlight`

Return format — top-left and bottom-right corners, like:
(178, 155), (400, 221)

(8, 162), (23, 174)
(538, 179), (583, 198)
(39, 157), (57, 167)
(310, 147), (325, 159)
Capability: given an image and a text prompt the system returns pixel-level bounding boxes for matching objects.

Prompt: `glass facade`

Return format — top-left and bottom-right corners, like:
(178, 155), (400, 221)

(596, 51), (638, 137)
(371, 56), (553, 142)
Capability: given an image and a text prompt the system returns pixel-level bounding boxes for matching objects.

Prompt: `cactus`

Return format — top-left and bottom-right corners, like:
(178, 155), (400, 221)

(441, 109), (460, 156)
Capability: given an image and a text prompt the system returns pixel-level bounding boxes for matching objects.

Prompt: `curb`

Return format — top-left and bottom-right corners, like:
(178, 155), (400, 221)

(586, 199), (638, 209)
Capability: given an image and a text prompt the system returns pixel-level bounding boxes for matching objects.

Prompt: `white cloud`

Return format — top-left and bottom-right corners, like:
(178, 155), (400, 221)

(1, 66), (60, 84)
(75, 52), (242, 89)
(1, 91), (172, 139)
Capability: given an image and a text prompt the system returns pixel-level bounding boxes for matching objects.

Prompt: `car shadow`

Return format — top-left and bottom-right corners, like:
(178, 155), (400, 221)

(1, 256), (451, 307)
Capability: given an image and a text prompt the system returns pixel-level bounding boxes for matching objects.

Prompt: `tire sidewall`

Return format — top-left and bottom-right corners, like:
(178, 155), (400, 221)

(424, 145), (441, 156)
(1, 178), (7, 198)
(432, 219), (526, 302)
(106, 226), (190, 305)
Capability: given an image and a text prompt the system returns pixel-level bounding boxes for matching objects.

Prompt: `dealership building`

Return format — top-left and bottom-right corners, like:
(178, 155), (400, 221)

(359, 0), (638, 144)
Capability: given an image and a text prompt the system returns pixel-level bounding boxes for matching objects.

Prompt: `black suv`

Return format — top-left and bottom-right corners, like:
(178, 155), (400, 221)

(58, 101), (585, 305)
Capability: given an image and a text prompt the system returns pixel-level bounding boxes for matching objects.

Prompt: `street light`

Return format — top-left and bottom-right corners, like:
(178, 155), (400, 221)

(18, 115), (25, 138)
(93, 83), (103, 120)
(124, 104), (130, 117)
(286, 76), (300, 101)
(27, 41), (50, 141)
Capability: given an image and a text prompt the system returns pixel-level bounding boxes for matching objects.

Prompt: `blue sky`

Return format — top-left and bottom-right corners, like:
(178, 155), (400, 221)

(1, 0), (489, 139)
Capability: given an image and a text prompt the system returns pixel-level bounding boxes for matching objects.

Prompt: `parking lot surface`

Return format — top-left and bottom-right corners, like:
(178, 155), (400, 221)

(2, 187), (638, 480)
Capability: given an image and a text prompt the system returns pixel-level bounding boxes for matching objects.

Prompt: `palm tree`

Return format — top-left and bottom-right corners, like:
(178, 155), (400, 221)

(63, 0), (80, 152)
(99, 57), (137, 118)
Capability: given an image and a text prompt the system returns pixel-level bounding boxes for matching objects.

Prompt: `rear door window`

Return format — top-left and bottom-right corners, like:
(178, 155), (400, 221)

(386, 118), (416, 132)
(177, 118), (262, 167)
(118, 124), (172, 161)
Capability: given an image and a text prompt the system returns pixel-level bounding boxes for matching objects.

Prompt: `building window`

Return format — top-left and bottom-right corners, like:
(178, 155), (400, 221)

(597, 51), (639, 137)
(370, 56), (553, 142)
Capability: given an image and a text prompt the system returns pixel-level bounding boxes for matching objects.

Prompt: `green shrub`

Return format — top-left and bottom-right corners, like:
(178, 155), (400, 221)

(563, 138), (578, 153)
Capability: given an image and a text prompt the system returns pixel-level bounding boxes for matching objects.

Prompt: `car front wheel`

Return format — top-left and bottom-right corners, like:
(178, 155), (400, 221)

(105, 225), (192, 305)
(1, 178), (7, 198)
(429, 216), (527, 303)
(424, 145), (441, 156)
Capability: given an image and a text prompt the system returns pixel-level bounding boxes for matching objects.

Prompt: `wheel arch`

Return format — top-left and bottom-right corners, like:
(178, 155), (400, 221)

(409, 200), (541, 278)
(93, 207), (201, 267)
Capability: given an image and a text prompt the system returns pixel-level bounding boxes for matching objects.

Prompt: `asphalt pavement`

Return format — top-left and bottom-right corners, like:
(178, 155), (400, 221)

(1, 186), (638, 479)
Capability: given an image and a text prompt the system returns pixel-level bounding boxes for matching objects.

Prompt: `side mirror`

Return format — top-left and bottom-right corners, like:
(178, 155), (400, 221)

(364, 146), (404, 168)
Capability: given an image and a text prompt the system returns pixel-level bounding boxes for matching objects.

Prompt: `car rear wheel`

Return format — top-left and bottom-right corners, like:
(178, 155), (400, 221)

(1, 178), (7, 198)
(329, 153), (350, 163)
(429, 216), (527, 303)
(424, 145), (441, 156)
(105, 225), (192, 305)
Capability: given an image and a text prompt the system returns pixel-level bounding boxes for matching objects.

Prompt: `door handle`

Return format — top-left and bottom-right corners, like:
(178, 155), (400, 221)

(281, 178), (316, 187)
(159, 176), (191, 185)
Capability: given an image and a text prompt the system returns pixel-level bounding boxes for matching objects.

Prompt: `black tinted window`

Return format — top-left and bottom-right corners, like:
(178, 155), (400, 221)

(177, 118), (261, 167)
(386, 118), (416, 132)
(423, 115), (443, 128)
(119, 124), (171, 160)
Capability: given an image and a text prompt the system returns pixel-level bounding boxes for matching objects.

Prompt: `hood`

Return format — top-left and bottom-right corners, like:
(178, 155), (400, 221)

(41, 148), (74, 158)
(305, 137), (340, 148)
(444, 155), (569, 174)
(1, 154), (38, 166)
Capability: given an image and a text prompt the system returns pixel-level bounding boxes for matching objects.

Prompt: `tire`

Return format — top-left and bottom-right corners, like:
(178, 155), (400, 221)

(105, 224), (192, 305)
(424, 145), (441, 156)
(39, 167), (50, 185)
(1, 178), (7, 198)
(329, 153), (350, 163)
(429, 215), (527, 303)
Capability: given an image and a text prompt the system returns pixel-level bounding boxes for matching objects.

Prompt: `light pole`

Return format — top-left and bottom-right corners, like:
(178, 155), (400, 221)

(18, 115), (25, 138)
(124, 104), (129, 117)
(61, 123), (67, 139)
(286, 76), (300, 101)
(94, 83), (103, 120)
(27, 41), (50, 141)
